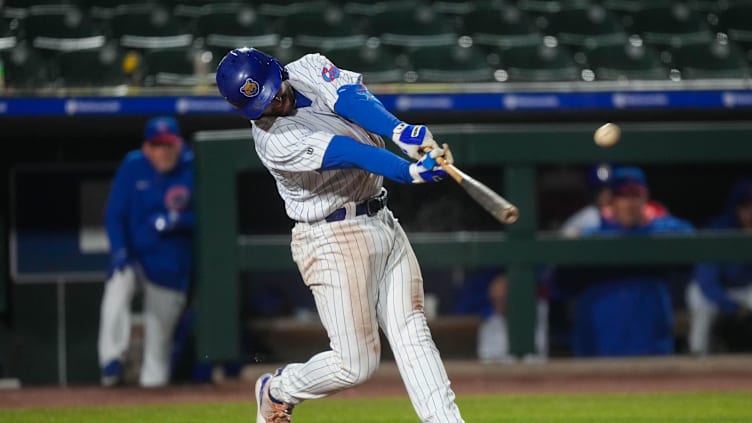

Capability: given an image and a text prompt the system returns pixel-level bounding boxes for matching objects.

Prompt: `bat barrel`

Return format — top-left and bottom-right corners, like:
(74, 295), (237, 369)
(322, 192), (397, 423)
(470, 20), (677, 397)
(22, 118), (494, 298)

(499, 206), (519, 224)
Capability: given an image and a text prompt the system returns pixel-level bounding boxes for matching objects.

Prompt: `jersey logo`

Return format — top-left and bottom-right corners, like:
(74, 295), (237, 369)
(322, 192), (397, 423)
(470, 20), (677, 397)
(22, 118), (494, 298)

(165, 185), (190, 211)
(239, 78), (260, 98)
(321, 65), (340, 82)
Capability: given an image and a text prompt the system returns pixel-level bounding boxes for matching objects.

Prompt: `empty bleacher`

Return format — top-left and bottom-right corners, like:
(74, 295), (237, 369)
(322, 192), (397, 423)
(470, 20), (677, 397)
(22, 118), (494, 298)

(0, 0), (750, 89)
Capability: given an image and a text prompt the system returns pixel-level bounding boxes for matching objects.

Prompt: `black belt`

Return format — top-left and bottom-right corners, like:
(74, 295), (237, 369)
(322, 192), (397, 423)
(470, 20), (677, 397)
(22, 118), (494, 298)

(325, 190), (388, 223)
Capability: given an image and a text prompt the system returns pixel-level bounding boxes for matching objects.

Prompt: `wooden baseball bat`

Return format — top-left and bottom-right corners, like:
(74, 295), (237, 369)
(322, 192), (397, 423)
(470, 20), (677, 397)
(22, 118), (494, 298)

(426, 146), (519, 224)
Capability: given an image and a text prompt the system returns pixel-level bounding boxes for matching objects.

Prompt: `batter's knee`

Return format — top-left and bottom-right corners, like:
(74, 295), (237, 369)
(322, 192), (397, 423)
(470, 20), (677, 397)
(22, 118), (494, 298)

(334, 349), (380, 388)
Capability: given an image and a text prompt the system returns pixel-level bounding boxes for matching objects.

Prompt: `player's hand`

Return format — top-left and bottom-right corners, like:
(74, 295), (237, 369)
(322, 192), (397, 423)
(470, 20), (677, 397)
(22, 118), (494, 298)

(150, 212), (178, 233)
(409, 146), (451, 184)
(392, 122), (440, 160)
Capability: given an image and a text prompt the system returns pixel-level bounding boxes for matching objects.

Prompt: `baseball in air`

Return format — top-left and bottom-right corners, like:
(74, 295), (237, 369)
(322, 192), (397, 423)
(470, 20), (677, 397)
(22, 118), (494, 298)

(594, 123), (621, 147)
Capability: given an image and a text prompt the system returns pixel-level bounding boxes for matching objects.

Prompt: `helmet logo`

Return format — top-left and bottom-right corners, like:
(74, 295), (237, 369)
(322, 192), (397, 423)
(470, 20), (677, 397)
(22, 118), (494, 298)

(240, 78), (260, 98)
(321, 65), (340, 82)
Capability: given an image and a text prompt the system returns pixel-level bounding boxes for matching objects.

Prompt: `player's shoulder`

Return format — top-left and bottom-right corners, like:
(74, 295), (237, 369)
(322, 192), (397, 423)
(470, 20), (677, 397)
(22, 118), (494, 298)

(290, 53), (330, 67)
(651, 215), (694, 232)
(179, 147), (194, 164)
(121, 150), (148, 168)
(287, 53), (337, 74)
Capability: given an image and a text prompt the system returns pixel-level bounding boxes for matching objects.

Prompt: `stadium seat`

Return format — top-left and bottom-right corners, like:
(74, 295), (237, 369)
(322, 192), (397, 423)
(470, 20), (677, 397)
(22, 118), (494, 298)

(265, 42), (311, 66)
(625, 4), (712, 47)
(408, 44), (495, 82)
(168, 0), (222, 18)
(688, 0), (726, 14)
(538, 5), (627, 47)
(432, 0), (505, 16)
(343, 0), (418, 17)
(84, 0), (157, 19)
(56, 45), (126, 86)
(517, 0), (591, 13)
(717, 2), (752, 55)
(0, 17), (20, 51)
(322, 42), (406, 83)
(3, 0), (76, 18)
(584, 41), (667, 80)
(669, 38), (750, 79)
(196, 3), (279, 51)
(602, 0), (672, 14)
(111, 4), (193, 50)
(462, 7), (542, 49)
(257, 0), (328, 17)
(368, 5), (456, 48)
(24, 5), (107, 52)
(279, 7), (367, 50)
(0, 42), (51, 89)
(496, 36), (580, 81)
(142, 47), (205, 86)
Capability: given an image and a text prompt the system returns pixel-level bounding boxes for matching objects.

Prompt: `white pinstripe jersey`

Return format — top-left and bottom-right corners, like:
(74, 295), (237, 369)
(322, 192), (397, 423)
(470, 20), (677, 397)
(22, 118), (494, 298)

(251, 54), (385, 223)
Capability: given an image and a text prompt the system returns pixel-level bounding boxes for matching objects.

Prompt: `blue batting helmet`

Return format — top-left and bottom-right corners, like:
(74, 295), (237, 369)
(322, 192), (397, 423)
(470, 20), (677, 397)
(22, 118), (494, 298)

(216, 47), (288, 120)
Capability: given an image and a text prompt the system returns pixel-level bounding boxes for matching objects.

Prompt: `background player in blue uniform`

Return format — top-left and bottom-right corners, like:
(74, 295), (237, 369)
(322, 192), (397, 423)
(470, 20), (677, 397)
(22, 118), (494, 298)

(687, 177), (752, 355)
(98, 116), (194, 387)
(558, 167), (694, 356)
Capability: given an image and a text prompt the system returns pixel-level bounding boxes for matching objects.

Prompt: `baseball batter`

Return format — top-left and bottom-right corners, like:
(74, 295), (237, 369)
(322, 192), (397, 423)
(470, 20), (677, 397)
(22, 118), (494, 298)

(216, 48), (464, 423)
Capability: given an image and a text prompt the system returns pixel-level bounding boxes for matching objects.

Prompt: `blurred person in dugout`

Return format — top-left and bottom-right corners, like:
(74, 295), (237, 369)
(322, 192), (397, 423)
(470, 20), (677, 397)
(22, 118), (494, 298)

(454, 270), (548, 362)
(98, 116), (194, 387)
(560, 164), (668, 237)
(561, 167), (693, 356)
(687, 177), (752, 355)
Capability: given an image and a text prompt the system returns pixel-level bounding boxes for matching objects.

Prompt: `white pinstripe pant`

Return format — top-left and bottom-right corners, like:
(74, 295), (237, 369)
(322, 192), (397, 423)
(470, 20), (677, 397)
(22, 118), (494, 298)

(270, 207), (464, 423)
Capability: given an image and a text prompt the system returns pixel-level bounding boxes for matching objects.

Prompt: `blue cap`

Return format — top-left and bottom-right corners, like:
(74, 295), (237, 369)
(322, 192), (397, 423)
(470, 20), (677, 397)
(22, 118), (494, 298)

(610, 166), (647, 195)
(144, 116), (182, 144)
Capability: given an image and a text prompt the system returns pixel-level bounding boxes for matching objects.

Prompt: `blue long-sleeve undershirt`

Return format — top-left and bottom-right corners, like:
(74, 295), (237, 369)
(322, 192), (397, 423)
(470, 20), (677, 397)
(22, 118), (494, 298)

(695, 263), (740, 313)
(333, 84), (402, 137)
(320, 135), (413, 183)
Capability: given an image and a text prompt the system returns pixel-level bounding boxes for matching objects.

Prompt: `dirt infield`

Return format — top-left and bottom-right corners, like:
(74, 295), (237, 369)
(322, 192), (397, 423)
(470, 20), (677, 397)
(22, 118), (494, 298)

(2, 356), (752, 409)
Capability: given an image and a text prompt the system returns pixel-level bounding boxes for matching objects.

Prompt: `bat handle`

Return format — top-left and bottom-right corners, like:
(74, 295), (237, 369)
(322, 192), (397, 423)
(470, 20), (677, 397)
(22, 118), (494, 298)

(435, 156), (464, 184)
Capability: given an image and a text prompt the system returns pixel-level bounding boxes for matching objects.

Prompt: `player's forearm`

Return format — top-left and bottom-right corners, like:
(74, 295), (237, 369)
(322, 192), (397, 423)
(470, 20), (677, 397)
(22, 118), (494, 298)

(695, 264), (738, 313)
(105, 217), (128, 255)
(171, 210), (195, 231)
(333, 84), (401, 136)
(320, 135), (413, 183)
(105, 201), (129, 253)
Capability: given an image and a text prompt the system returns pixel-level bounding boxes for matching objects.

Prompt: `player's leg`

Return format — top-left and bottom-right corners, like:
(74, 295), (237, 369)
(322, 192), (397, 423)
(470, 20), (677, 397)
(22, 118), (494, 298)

(535, 299), (549, 358)
(267, 217), (386, 405)
(97, 266), (138, 385)
(140, 280), (186, 387)
(376, 211), (464, 423)
(727, 285), (752, 311)
(686, 281), (719, 355)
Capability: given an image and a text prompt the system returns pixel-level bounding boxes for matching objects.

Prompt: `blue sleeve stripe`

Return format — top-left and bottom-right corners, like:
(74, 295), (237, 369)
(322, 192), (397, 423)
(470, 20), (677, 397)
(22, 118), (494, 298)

(333, 84), (402, 137)
(321, 135), (413, 184)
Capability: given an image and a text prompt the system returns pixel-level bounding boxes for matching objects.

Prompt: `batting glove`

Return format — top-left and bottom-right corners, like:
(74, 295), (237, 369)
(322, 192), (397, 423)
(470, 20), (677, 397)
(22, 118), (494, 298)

(392, 122), (440, 160)
(409, 146), (453, 184)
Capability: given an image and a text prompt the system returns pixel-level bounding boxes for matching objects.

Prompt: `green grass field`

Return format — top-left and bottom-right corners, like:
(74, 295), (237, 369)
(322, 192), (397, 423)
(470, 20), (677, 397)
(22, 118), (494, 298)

(4, 392), (752, 423)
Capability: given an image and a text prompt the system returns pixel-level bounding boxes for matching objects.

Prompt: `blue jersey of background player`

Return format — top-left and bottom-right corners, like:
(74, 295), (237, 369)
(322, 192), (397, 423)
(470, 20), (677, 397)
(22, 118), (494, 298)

(687, 177), (752, 354)
(99, 116), (193, 387)
(105, 117), (194, 292)
(560, 167), (694, 357)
